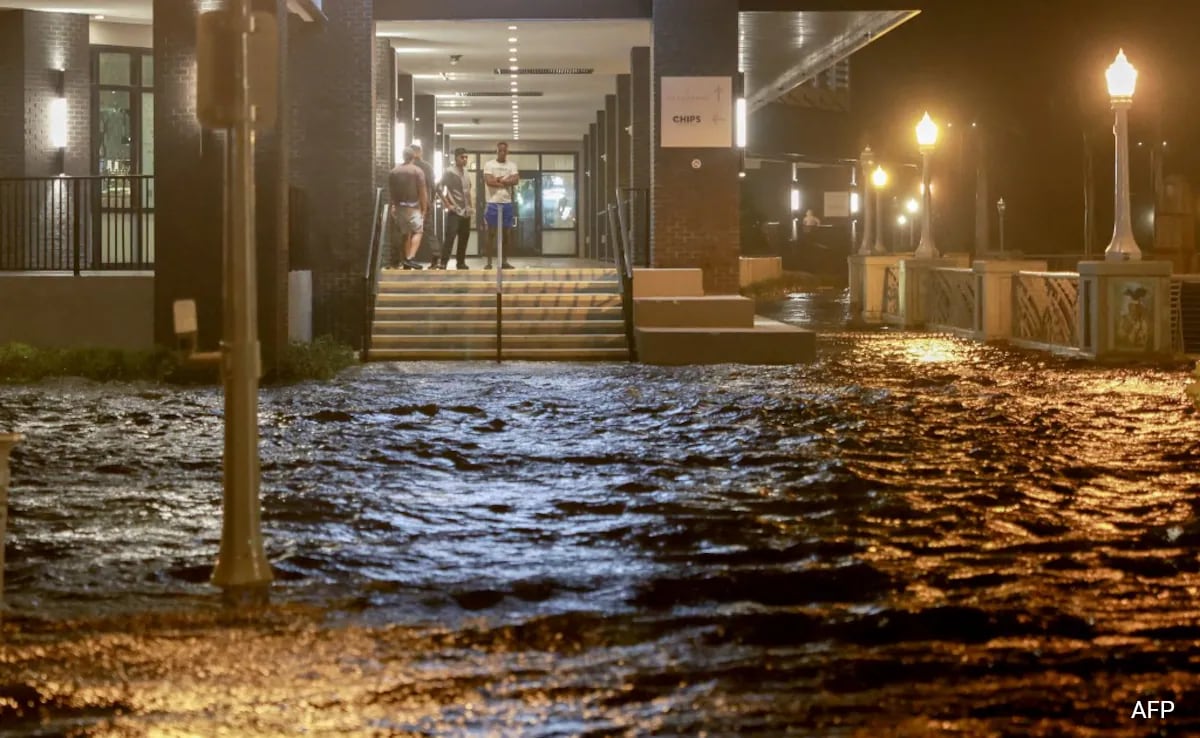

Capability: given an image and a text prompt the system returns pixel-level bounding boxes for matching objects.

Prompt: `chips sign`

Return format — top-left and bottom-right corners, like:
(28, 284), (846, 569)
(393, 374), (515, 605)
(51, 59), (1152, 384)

(660, 76), (733, 148)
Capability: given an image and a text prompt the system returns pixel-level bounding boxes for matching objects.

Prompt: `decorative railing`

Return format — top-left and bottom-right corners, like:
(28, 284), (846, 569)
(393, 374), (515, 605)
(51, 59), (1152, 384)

(0, 175), (153, 274)
(1012, 271), (1080, 349)
(882, 265), (900, 318)
(927, 267), (975, 332)
(1170, 275), (1200, 355)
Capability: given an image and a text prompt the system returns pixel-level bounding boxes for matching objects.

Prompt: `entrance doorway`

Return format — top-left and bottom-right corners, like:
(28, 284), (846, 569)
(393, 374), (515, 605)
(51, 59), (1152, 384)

(465, 151), (579, 257)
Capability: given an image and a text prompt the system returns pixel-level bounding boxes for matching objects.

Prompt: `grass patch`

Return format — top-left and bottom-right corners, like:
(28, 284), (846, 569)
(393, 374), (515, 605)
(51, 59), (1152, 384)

(0, 336), (358, 385)
(740, 271), (835, 304)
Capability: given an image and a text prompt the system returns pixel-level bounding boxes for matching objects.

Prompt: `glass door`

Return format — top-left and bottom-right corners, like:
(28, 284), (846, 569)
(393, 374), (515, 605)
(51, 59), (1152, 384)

(513, 173), (539, 256)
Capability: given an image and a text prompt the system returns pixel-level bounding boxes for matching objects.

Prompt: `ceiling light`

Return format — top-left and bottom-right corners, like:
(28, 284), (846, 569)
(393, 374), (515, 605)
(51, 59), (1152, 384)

(509, 57), (517, 62)
(508, 25), (518, 30)
(509, 48), (517, 53)
(508, 37), (517, 43)
(509, 65), (518, 71)
(93, 14), (105, 19)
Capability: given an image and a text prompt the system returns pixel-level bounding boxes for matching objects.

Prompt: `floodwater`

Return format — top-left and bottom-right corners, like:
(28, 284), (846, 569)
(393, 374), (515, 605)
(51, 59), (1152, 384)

(2, 291), (1200, 736)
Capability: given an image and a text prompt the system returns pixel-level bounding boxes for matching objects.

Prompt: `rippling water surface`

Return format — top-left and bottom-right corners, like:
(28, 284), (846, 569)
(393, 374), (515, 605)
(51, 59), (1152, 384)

(2, 291), (1200, 736)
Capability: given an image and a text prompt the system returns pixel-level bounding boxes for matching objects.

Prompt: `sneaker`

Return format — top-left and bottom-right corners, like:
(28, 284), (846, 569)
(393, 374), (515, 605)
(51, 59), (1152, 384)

(455, 261), (469, 270)
(429, 259), (442, 270)
(501, 262), (516, 270)
(482, 261), (493, 270)
(401, 259), (423, 270)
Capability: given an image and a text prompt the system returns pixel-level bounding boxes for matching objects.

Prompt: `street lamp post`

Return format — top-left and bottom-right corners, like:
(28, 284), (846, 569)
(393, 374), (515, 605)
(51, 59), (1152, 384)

(915, 112), (939, 259)
(857, 146), (875, 255)
(1104, 49), (1140, 261)
(871, 165), (888, 253)
(996, 197), (1006, 254)
(905, 198), (918, 251)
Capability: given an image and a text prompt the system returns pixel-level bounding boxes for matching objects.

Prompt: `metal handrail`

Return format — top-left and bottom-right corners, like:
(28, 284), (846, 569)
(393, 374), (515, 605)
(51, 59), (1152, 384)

(607, 198), (637, 362)
(361, 187), (386, 361)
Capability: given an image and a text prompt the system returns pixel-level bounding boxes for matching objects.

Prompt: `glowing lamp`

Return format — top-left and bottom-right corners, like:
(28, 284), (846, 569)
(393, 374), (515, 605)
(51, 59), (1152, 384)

(871, 165), (888, 189)
(1105, 49), (1137, 101)
(905, 197), (918, 214)
(50, 97), (68, 149)
(916, 112), (938, 148)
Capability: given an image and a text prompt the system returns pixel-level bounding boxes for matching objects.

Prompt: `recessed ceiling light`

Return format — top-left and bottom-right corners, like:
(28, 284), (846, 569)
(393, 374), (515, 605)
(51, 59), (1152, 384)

(509, 65), (518, 71)
(509, 57), (517, 62)
(93, 14), (105, 19)
(510, 74), (517, 79)
(508, 37), (518, 43)
(508, 25), (518, 30)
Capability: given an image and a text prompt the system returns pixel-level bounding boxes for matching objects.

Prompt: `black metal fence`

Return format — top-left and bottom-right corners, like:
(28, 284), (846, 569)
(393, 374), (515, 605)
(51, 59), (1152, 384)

(0, 175), (154, 274)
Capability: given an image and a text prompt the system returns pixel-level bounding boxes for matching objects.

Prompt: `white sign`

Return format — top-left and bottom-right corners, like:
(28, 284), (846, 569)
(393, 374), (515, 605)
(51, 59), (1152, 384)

(661, 76), (733, 148)
(824, 191), (850, 218)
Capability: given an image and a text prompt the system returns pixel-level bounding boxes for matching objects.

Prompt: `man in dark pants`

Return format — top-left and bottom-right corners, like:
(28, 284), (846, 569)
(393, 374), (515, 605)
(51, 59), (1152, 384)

(388, 145), (427, 270)
(437, 148), (475, 270)
(410, 143), (443, 269)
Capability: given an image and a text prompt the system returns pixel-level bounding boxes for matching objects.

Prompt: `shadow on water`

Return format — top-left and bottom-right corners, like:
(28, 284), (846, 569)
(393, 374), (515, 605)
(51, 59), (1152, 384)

(1, 290), (1199, 734)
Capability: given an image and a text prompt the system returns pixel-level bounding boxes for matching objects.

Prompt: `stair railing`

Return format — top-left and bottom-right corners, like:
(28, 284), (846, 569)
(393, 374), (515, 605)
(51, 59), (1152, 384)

(609, 190), (639, 362)
(361, 187), (387, 361)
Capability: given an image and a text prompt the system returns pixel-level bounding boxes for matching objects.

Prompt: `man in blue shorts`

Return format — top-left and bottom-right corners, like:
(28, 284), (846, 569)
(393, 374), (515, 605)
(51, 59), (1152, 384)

(482, 141), (519, 270)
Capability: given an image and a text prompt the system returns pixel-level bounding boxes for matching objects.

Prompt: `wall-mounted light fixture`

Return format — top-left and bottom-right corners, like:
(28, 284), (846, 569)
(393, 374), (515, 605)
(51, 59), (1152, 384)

(50, 69), (67, 173)
(734, 73), (747, 149)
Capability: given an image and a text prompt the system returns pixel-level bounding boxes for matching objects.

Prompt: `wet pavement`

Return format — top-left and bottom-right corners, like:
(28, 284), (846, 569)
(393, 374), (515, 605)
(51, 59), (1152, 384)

(2, 290), (1200, 736)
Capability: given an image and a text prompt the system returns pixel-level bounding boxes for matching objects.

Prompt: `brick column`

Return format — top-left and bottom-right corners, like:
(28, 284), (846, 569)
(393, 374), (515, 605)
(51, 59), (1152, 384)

(288, 2), (375, 346)
(588, 121), (599, 259)
(630, 46), (650, 267)
(581, 131), (591, 257)
(595, 108), (607, 257)
(154, 0), (290, 368)
(617, 74), (631, 191)
(605, 92), (617, 227)
(153, 0), (225, 349)
(373, 38), (395, 188)
(651, 0), (739, 293)
(0, 10), (89, 177)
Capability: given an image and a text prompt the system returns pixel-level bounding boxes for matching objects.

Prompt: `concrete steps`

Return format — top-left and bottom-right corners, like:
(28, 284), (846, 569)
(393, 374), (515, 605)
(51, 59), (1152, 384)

(367, 267), (629, 361)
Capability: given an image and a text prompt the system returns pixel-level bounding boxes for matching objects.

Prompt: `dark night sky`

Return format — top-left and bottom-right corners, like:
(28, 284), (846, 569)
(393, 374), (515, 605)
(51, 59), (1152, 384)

(847, 0), (1200, 252)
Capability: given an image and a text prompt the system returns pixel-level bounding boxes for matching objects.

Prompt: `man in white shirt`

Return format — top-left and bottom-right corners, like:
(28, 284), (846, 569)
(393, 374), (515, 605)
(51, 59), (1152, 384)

(436, 148), (475, 270)
(482, 141), (519, 270)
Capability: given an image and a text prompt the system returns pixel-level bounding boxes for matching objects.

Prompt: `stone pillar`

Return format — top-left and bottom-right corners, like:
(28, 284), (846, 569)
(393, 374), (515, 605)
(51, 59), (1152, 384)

(651, 0), (739, 293)
(591, 117), (603, 257)
(630, 46), (650, 267)
(617, 74), (631, 192)
(849, 254), (904, 325)
(287, 2), (375, 346)
(1077, 260), (1174, 359)
(973, 259), (1047, 340)
(373, 39), (395, 188)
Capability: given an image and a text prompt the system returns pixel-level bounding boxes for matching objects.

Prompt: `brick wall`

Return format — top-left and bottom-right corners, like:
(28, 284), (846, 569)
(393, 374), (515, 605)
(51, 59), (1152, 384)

(630, 46), (650, 266)
(21, 10), (89, 177)
(287, 2), (375, 347)
(0, 10), (89, 178)
(651, 0), (740, 294)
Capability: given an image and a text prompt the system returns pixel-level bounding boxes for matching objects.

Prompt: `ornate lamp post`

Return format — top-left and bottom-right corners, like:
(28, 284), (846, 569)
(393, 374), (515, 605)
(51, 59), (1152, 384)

(915, 112), (939, 258)
(996, 197), (1006, 254)
(1104, 49), (1140, 261)
(871, 164), (888, 253)
(857, 146), (876, 255)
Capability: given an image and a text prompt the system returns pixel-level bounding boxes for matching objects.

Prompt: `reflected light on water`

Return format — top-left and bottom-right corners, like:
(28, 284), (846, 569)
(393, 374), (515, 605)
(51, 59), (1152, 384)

(903, 337), (971, 364)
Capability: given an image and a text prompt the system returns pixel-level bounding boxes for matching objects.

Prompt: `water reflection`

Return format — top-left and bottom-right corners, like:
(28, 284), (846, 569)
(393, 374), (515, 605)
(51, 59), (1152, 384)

(1, 291), (1199, 735)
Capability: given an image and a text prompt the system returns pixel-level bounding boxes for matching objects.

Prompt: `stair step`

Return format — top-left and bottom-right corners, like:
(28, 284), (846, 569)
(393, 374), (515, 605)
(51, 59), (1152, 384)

(376, 292), (622, 307)
(378, 279), (619, 295)
(372, 306), (623, 321)
(372, 319), (627, 336)
(380, 267), (618, 283)
(367, 347), (631, 361)
(370, 334), (628, 349)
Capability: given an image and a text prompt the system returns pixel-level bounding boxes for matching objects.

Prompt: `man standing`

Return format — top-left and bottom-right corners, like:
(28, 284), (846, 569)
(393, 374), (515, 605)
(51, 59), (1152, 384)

(482, 141), (519, 270)
(437, 148), (475, 270)
(388, 145), (427, 270)
(411, 143), (443, 269)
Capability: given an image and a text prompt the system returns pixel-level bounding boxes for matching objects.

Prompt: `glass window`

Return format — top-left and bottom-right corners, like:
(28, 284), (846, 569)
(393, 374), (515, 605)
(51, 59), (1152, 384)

(99, 52), (131, 86)
(99, 90), (132, 175)
(541, 153), (575, 171)
(506, 153), (539, 171)
(541, 172), (576, 230)
(140, 55), (153, 87)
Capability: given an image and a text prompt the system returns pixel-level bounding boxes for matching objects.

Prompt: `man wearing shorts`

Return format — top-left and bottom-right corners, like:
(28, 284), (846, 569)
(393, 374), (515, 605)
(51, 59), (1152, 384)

(388, 145), (427, 270)
(482, 141), (518, 270)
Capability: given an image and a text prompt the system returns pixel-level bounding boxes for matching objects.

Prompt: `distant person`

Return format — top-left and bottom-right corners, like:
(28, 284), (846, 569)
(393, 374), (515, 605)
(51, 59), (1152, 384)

(437, 148), (474, 270)
(388, 145), (427, 270)
(802, 209), (822, 229)
(482, 141), (519, 270)
(410, 143), (443, 269)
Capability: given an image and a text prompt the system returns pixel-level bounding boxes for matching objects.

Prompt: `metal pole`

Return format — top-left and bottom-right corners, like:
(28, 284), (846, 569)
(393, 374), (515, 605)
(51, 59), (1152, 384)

(874, 189), (885, 253)
(1105, 101), (1141, 260)
(857, 147), (874, 255)
(915, 146), (938, 258)
(495, 206), (503, 363)
(211, 0), (271, 600)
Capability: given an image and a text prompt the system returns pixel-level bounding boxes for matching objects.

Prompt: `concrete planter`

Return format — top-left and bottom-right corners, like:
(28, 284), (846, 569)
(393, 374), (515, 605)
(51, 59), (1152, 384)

(0, 433), (22, 608)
